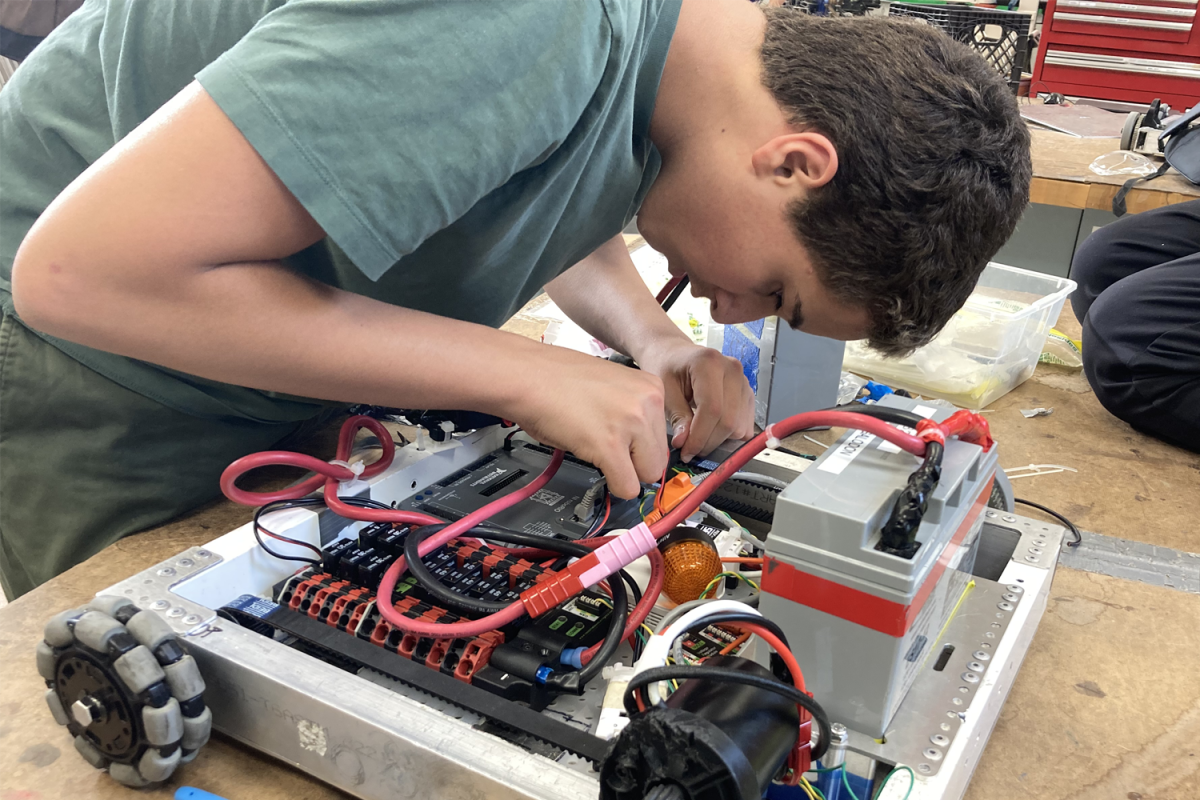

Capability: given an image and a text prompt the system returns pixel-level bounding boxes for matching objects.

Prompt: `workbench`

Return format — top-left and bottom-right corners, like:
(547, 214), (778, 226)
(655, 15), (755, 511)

(1028, 128), (1200, 215)
(4, 141), (1199, 800)
(996, 129), (1200, 278)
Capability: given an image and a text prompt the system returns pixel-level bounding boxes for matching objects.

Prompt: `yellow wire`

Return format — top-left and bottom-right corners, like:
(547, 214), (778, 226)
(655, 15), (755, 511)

(797, 776), (819, 800)
(639, 623), (655, 640)
(702, 571), (760, 599)
(918, 579), (976, 672)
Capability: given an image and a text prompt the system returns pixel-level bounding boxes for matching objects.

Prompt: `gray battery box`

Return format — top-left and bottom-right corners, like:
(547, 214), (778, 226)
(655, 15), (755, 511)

(760, 396), (999, 736)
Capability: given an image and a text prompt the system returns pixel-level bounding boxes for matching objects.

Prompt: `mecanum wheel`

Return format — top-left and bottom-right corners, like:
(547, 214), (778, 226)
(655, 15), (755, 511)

(38, 595), (212, 787)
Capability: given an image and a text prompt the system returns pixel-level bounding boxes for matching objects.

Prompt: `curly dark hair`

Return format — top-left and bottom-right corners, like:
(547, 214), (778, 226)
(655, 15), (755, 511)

(760, 13), (1031, 356)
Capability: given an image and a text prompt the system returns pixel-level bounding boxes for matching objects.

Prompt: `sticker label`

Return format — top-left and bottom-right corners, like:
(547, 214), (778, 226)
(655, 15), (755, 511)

(817, 429), (877, 475)
(529, 489), (565, 507)
(877, 404), (938, 454)
(297, 720), (328, 756)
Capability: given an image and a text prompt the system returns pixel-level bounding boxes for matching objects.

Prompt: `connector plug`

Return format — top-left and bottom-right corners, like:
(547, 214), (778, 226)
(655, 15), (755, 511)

(520, 523), (657, 617)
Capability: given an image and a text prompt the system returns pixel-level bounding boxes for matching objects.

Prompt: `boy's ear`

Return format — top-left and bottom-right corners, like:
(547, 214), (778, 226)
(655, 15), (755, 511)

(752, 131), (837, 190)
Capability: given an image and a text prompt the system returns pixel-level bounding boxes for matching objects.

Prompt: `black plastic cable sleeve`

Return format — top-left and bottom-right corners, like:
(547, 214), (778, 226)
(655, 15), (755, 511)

(878, 440), (944, 557)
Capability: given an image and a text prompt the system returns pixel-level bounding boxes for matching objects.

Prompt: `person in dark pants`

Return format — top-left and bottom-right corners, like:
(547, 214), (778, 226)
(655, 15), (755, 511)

(1071, 200), (1200, 453)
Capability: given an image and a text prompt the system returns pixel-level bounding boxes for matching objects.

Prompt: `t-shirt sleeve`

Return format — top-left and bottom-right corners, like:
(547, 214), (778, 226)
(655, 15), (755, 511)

(196, 0), (610, 281)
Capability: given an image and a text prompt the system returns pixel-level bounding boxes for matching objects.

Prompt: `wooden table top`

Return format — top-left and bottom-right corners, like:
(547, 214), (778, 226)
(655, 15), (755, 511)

(1029, 128), (1199, 213)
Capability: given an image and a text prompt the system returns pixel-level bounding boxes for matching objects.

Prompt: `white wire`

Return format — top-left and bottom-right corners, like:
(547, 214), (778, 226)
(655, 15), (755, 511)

(732, 471), (791, 490)
(699, 501), (764, 552)
(633, 599), (763, 705)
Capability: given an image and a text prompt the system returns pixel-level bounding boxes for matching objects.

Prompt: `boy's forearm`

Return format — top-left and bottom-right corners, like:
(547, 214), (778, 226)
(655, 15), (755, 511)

(545, 234), (692, 364)
(17, 249), (553, 419)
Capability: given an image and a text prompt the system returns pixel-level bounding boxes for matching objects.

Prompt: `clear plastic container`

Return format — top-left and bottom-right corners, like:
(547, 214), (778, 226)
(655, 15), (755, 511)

(842, 263), (1077, 409)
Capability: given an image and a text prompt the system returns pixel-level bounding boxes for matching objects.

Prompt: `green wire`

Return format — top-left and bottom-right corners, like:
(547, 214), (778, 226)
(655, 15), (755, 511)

(835, 764), (916, 800)
(701, 570), (759, 598)
(639, 492), (656, 518)
(841, 767), (862, 800)
(875, 765), (915, 800)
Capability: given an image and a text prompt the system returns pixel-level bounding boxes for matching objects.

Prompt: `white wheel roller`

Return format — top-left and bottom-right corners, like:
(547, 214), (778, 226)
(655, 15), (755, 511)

(36, 641), (57, 681)
(163, 655), (206, 701)
(143, 698), (183, 746)
(86, 595), (135, 618)
(43, 608), (84, 648)
(74, 734), (109, 769)
(180, 706), (213, 752)
(108, 762), (150, 788)
(114, 646), (166, 694)
(37, 601), (211, 788)
(73, 611), (126, 653)
(126, 609), (177, 652)
(45, 689), (70, 726)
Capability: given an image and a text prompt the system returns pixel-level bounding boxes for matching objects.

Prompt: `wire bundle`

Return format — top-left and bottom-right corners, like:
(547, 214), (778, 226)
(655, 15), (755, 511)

(221, 405), (984, 710)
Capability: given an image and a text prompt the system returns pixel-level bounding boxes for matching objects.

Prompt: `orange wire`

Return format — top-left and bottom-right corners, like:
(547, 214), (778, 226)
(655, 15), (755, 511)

(732, 621), (806, 693)
(721, 557), (764, 565)
(719, 631), (752, 655)
(654, 466), (668, 513)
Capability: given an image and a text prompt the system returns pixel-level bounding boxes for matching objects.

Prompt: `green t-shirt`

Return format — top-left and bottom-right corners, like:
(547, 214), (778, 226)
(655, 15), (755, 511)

(0, 0), (680, 423)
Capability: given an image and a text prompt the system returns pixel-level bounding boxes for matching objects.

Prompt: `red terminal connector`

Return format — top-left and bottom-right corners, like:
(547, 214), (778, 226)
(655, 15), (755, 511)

(520, 523), (658, 617)
(785, 708), (814, 783)
(455, 631), (505, 683)
(917, 410), (994, 451)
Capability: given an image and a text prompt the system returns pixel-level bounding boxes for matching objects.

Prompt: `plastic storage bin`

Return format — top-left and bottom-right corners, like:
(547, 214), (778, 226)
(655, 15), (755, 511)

(842, 263), (1077, 410)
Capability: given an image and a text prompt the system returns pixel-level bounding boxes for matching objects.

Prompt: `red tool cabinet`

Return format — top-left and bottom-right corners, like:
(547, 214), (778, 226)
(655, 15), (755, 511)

(1032, 0), (1200, 108)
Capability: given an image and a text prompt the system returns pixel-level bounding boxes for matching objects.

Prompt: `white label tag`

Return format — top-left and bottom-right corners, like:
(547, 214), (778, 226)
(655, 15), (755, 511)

(817, 429), (878, 475)
(878, 404), (938, 454)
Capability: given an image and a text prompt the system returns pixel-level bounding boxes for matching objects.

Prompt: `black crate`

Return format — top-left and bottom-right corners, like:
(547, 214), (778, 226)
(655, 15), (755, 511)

(888, 3), (1032, 91)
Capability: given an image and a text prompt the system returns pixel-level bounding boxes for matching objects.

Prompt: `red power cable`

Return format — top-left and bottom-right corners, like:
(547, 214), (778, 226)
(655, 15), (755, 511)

(648, 410), (926, 536)
(654, 275), (684, 305)
(580, 547), (665, 667)
(222, 410), (936, 640)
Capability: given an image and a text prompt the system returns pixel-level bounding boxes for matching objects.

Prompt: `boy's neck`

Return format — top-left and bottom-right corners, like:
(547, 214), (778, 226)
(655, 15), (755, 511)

(651, 0), (793, 158)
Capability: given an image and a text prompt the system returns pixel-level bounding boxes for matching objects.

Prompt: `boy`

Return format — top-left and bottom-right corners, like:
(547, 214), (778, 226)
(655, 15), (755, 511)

(1, 0), (1030, 596)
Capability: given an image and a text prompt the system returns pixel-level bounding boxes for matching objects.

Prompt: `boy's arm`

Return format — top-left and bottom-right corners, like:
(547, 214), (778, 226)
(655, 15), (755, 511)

(11, 83), (666, 499)
(545, 235), (755, 462)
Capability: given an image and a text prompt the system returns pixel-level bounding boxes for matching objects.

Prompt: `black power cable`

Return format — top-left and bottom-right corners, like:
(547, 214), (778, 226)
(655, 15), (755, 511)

(825, 403), (927, 429)
(1015, 497), (1083, 547)
(622, 665), (832, 761)
(405, 523), (539, 614)
(403, 523), (631, 693)
(253, 496), (396, 565)
(661, 275), (690, 312)
(878, 440), (944, 557)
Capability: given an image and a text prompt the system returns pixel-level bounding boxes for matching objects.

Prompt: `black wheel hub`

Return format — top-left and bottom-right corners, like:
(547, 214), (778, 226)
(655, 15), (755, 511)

(55, 648), (140, 761)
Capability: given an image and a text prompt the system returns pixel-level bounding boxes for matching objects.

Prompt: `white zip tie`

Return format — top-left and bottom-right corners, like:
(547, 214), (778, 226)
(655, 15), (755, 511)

(764, 424), (781, 450)
(1004, 463), (1078, 480)
(328, 459), (365, 480)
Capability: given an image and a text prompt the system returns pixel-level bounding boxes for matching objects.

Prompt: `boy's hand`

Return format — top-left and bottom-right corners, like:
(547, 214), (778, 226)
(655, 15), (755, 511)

(506, 348), (671, 500)
(635, 338), (756, 463)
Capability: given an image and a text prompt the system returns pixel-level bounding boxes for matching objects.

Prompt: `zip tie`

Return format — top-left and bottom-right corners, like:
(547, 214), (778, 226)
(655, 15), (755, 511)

(915, 419), (946, 445)
(328, 459), (365, 481)
(764, 424), (782, 450)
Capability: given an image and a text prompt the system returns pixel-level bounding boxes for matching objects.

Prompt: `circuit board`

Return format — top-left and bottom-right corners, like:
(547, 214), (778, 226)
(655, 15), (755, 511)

(395, 442), (643, 540)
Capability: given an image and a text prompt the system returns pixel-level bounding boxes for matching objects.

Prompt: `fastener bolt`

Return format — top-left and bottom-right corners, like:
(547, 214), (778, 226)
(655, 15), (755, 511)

(71, 696), (103, 727)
